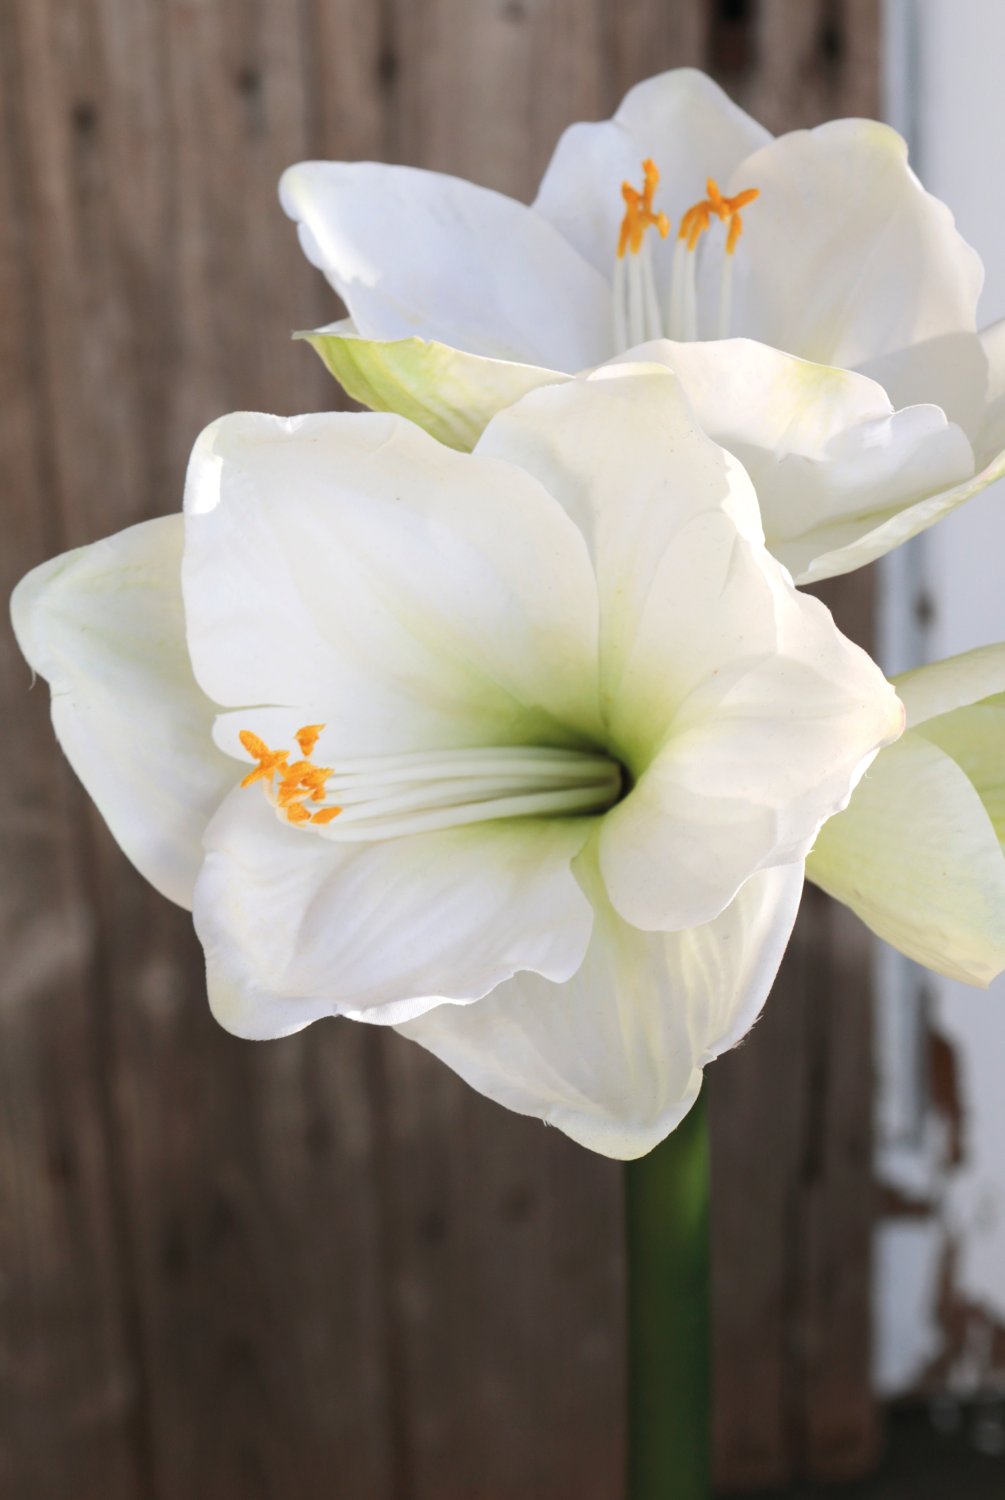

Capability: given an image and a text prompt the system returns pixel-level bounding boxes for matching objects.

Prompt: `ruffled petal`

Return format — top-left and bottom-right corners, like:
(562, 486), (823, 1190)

(608, 338), (975, 584)
(724, 119), (984, 368)
(477, 366), (902, 929)
(280, 161), (611, 370)
(182, 410), (603, 756)
(397, 856), (803, 1159)
(599, 564), (903, 929)
(196, 788), (595, 1037)
(10, 516), (234, 908)
(475, 364), (764, 763)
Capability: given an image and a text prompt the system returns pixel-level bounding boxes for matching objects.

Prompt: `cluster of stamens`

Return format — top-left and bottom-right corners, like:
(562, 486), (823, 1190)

(239, 724), (342, 826)
(237, 733), (623, 842)
(613, 159), (760, 345)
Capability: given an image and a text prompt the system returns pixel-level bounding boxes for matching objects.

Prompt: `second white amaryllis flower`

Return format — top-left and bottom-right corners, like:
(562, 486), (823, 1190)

(281, 67), (1005, 584)
(12, 369), (901, 1156)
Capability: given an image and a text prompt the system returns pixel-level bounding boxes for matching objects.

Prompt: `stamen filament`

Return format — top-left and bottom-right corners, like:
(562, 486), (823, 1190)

(313, 783), (620, 842)
(237, 732), (623, 839)
(329, 769), (620, 823)
(639, 244), (663, 342)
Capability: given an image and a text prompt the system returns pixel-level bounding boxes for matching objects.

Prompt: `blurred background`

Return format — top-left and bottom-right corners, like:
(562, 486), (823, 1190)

(2, 1), (1003, 1496)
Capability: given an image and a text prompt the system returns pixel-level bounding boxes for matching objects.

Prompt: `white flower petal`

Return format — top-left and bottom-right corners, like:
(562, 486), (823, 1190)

(960, 318), (1005, 474)
(725, 120), (984, 369)
(857, 332), (990, 439)
(279, 161), (611, 371)
(10, 517), (234, 908)
(978, 313), (1005, 459)
(182, 410), (603, 756)
(919, 703), (1005, 848)
(608, 338), (974, 585)
(534, 68), (770, 276)
(300, 319), (559, 450)
(397, 857), (803, 1160)
(599, 562), (903, 930)
(195, 788), (594, 1037)
(807, 732), (1005, 988)
(894, 643), (1005, 726)
(477, 367), (901, 929)
(475, 365), (764, 756)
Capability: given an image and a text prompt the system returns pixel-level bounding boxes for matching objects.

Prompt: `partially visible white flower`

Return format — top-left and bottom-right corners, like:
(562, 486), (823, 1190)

(808, 645), (1005, 987)
(11, 370), (901, 1156)
(281, 68), (1004, 584)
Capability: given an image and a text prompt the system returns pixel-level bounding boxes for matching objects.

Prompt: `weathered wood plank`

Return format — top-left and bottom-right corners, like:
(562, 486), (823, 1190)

(0, 5), (145, 1495)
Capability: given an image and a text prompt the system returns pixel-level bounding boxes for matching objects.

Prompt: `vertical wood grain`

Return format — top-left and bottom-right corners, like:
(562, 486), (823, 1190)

(0, 4), (147, 1494)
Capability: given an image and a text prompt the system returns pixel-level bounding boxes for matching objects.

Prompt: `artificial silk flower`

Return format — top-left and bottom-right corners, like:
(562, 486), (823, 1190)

(11, 369), (902, 1157)
(808, 644), (1005, 988)
(281, 67), (1005, 584)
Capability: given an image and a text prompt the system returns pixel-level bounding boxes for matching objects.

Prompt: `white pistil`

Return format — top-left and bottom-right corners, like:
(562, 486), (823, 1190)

(290, 745), (623, 841)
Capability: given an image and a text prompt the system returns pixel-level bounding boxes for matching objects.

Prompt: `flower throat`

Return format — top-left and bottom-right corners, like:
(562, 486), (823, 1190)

(239, 726), (623, 841)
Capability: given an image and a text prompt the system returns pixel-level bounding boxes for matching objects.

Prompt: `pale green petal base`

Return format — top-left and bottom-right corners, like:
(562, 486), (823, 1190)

(300, 321), (557, 450)
(808, 731), (1005, 987)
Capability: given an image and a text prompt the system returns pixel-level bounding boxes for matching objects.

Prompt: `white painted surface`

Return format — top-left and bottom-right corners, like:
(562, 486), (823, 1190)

(877, 0), (1005, 1394)
(874, 1219), (944, 1396)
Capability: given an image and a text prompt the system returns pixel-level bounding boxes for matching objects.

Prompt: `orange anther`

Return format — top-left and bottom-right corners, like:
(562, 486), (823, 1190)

(680, 180), (759, 255)
(239, 729), (270, 759)
(728, 187), (760, 212)
(286, 802), (312, 825)
(238, 728), (291, 787)
(295, 723), (325, 756)
(311, 806), (343, 825)
(617, 158), (670, 258)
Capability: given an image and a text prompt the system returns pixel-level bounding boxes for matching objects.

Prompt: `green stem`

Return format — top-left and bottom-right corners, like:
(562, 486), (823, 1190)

(625, 1088), (711, 1500)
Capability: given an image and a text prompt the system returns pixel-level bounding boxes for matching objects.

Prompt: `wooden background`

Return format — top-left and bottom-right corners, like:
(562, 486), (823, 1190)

(0, 1), (882, 1495)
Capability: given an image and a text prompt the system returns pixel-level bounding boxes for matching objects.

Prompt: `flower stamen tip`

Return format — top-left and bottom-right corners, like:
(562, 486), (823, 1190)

(680, 179), (759, 254)
(617, 158), (670, 258)
(295, 722), (325, 756)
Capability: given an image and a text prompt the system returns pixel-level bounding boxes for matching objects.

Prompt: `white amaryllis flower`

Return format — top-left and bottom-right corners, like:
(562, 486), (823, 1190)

(281, 67), (1005, 585)
(11, 370), (901, 1157)
(808, 644), (1005, 987)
